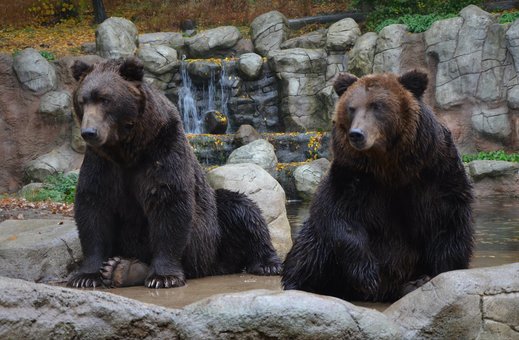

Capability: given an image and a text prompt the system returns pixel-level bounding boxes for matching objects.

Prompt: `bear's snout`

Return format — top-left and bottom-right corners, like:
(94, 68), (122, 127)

(348, 128), (366, 149)
(81, 127), (99, 141)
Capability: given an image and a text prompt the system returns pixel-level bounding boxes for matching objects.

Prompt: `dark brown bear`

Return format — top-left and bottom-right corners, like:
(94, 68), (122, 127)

(68, 57), (281, 289)
(282, 70), (474, 302)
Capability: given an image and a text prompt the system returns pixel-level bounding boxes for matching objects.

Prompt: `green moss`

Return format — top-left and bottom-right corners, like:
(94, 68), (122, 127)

(499, 11), (519, 24)
(462, 151), (519, 163)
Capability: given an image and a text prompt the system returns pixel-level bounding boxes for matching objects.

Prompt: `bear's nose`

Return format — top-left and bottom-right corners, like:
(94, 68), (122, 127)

(348, 128), (365, 144)
(81, 127), (98, 141)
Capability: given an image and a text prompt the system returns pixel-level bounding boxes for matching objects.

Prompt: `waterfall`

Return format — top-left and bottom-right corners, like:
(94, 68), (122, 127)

(178, 61), (203, 134)
(177, 59), (232, 134)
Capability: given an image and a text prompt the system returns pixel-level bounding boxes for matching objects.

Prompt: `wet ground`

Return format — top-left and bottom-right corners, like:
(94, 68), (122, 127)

(106, 196), (519, 311)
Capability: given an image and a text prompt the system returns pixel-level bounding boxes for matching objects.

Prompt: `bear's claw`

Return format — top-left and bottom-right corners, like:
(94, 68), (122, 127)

(247, 259), (282, 276)
(68, 273), (104, 288)
(145, 274), (185, 289)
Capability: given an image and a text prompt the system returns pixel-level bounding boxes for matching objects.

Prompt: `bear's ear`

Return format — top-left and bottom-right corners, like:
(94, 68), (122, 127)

(333, 73), (358, 96)
(399, 70), (428, 98)
(119, 57), (144, 82)
(71, 60), (92, 81)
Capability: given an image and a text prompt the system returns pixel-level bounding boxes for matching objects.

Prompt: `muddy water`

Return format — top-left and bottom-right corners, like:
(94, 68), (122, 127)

(108, 196), (518, 311)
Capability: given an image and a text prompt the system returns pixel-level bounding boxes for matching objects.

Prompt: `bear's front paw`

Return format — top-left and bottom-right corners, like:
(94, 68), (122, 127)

(145, 274), (186, 289)
(359, 270), (380, 296)
(68, 273), (104, 288)
(247, 258), (282, 276)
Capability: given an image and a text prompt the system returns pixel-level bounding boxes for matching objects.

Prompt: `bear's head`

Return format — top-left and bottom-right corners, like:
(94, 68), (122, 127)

(71, 57), (145, 148)
(332, 70), (428, 153)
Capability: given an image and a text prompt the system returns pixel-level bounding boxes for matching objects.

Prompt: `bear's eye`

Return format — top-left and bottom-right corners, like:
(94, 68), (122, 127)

(100, 97), (110, 105)
(371, 101), (384, 111)
(347, 106), (356, 116)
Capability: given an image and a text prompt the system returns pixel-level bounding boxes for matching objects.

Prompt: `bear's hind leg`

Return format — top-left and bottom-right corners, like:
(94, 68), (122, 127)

(215, 189), (281, 275)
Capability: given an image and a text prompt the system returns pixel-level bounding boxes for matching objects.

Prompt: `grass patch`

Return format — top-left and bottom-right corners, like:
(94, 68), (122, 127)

(462, 150), (519, 163)
(26, 172), (78, 203)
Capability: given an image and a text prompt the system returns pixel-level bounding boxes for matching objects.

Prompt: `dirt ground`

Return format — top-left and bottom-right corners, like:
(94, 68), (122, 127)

(0, 197), (74, 223)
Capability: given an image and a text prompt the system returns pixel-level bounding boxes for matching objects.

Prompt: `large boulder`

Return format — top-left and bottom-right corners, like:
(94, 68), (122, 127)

(13, 48), (57, 95)
(137, 44), (178, 75)
(506, 19), (519, 73)
(251, 11), (289, 56)
(24, 144), (83, 183)
(38, 90), (72, 118)
(325, 18), (361, 52)
(0, 219), (79, 283)
(373, 24), (407, 74)
(181, 289), (401, 339)
(467, 160), (519, 197)
(96, 17), (138, 59)
(238, 52), (263, 80)
(281, 28), (327, 49)
(226, 139), (278, 174)
(138, 32), (184, 51)
(268, 48), (331, 130)
(207, 163), (292, 258)
(185, 26), (242, 58)
(385, 263), (519, 339)
(348, 32), (378, 76)
(293, 158), (330, 201)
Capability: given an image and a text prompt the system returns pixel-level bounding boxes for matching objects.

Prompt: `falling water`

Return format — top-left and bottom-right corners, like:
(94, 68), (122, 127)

(177, 59), (232, 134)
(178, 61), (203, 133)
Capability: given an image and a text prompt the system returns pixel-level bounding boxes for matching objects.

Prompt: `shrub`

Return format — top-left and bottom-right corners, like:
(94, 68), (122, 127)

(499, 11), (519, 24)
(39, 50), (55, 61)
(462, 150), (519, 163)
(27, 172), (78, 203)
(375, 13), (456, 33)
(353, 0), (482, 32)
(28, 0), (80, 26)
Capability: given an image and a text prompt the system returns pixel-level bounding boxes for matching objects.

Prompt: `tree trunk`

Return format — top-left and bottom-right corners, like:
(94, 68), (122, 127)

(92, 0), (107, 24)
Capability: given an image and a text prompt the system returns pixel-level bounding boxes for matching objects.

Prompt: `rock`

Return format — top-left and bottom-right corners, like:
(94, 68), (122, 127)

(137, 44), (178, 75)
(238, 52), (263, 79)
(17, 182), (44, 199)
(507, 85), (519, 109)
(468, 160), (519, 180)
(293, 158), (330, 201)
(138, 32), (184, 50)
(181, 289), (401, 339)
(233, 38), (255, 56)
(226, 139), (278, 174)
(24, 144), (83, 183)
(325, 18), (361, 52)
(80, 42), (96, 54)
(207, 163), (292, 258)
(70, 121), (86, 154)
(0, 219), (79, 283)
(385, 263), (519, 339)
(96, 17), (138, 59)
(506, 19), (519, 73)
(234, 124), (261, 146)
(471, 104), (511, 141)
(181, 19), (197, 37)
(203, 110), (228, 134)
(185, 26), (242, 58)
(0, 276), (181, 338)
(251, 11), (289, 56)
(13, 48), (57, 95)
(281, 28), (327, 49)
(38, 90), (72, 118)
(187, 60), (221, 82)
(348, 32), (378, 76)
(373, 24), (407, 74)
(268, 48), (330, 130)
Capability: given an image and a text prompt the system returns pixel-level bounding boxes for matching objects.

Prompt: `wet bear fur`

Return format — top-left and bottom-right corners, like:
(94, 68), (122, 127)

(68, 57), (280, 289)
(281, 70), (474, 302)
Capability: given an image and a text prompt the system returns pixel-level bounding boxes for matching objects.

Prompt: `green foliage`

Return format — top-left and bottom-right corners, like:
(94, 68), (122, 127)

(462, 151), (519, 163)
(27, 172), (78, 203)
(39, 50), (55, 61)
(375, 13), (456, 33)
(352, 0), (482, 32)
(499, 11), (519, 24)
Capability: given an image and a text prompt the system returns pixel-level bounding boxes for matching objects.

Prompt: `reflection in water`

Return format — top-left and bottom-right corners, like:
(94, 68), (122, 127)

(109, 197), (518, 310)
(286, 197), (519, 268)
